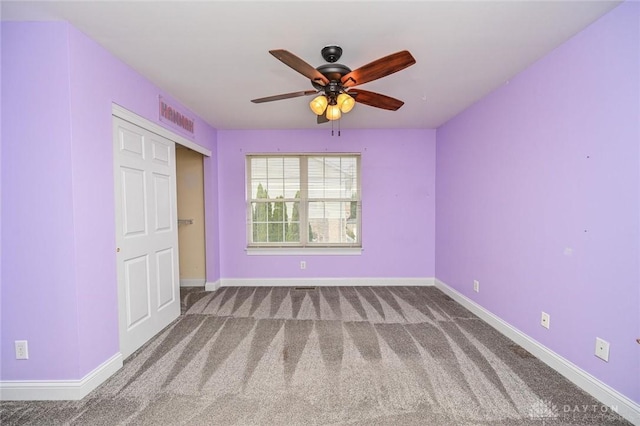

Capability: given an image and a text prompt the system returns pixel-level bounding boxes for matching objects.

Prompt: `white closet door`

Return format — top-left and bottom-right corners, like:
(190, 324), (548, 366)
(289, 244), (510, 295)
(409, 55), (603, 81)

(113, 117), (180, 359)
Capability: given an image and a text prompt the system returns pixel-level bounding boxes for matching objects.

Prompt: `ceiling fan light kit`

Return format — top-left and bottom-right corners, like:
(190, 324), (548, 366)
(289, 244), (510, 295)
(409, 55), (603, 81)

(309, 95), (328, 116)
(325, 104), (342, 121)
(309, 92), (355, 121)
(251, 45), (416, 127)
(337, 93), (355, 113)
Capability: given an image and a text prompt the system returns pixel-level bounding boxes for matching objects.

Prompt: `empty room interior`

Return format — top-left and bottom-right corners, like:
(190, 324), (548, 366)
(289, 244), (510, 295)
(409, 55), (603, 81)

(1, 1), (639, 425)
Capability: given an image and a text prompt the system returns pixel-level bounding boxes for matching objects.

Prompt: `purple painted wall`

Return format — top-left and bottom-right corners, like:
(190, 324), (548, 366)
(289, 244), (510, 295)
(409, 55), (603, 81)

(217, 129), (436, 280)
(1, 22), (81, 380)
(0, 21), (3, 317)
(435, 1), (639, 404)
(1, 22), (218, 381)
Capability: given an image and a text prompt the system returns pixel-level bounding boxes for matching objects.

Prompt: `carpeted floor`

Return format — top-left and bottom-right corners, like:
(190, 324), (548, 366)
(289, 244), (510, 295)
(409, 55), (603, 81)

(0, 286), (631, 425)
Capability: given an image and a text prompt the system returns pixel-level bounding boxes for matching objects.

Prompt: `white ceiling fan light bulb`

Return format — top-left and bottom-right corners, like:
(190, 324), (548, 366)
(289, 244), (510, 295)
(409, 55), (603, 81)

(337, 93), (355, 113)
(309, 95), (328, 115)
(326, 104), (342, 121)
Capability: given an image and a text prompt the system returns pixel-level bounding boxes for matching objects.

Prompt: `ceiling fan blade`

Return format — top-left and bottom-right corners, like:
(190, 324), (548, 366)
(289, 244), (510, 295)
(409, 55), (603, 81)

(317, 114), (329, 124)
(341, 50), (416, 88)
(269, 50), (330, 85)
(351, 89), (405, 111)
(251, 90), (317, 104)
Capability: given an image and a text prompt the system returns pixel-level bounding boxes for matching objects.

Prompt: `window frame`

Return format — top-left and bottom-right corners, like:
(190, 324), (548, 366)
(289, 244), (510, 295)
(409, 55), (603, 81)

(246, 153), (361, 253)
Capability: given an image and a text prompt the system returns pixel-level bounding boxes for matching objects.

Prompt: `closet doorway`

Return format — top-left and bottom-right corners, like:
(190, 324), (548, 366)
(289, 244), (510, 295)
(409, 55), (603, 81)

(176, 147), (206, 287)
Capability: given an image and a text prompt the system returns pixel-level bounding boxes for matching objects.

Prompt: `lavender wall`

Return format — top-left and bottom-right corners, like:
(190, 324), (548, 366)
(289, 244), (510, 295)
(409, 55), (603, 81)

(1, 22), (218, 381)
(436, 1), (639, 404)
(1, 22), (81, 380)
(66, 26), (218, 375)
(217, 129), (436, 280)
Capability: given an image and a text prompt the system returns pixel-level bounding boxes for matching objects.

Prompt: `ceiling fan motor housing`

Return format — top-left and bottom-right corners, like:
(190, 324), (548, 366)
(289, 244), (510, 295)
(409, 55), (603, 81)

(315, 63), (351, 83)
(324, 81), (344, 100)
(316, 46), (350, 89)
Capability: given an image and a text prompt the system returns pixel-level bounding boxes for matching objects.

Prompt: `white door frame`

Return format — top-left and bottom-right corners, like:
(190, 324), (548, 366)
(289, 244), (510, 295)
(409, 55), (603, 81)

(112, 104), (211, 358)
(112, 104), (211, 157)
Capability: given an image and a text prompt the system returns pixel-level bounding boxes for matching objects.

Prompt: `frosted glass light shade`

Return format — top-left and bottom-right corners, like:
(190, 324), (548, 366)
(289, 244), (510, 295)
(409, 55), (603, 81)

(337, 93), (355, 113)
(309, 95), (328, 115)
(326, 104), (342, 121)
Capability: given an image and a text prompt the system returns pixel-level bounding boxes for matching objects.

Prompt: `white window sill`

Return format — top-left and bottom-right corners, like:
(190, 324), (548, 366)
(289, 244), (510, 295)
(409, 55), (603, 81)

(246, 247), (362, 256)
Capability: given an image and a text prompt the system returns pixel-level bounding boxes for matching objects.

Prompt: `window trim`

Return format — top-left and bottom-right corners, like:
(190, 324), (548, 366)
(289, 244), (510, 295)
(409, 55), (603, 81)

(245, 247), (363, 256)
(246, 153), (362, 251)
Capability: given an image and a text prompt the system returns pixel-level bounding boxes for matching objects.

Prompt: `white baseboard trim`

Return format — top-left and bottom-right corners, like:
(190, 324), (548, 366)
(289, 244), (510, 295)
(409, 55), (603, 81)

(434, 278), (640, 425)
(205, 280), (221, 292)
(0, 352), (123, 401)
(180, 278), (205, 287)
(217, 277), (434, 287)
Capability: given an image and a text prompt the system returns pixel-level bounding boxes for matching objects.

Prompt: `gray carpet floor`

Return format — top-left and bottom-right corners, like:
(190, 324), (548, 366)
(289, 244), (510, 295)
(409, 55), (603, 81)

(0, 286), (631, 425)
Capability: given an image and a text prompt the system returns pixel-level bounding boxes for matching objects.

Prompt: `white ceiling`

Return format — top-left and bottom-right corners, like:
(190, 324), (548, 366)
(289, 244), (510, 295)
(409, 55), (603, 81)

(2, 1), (621, 130)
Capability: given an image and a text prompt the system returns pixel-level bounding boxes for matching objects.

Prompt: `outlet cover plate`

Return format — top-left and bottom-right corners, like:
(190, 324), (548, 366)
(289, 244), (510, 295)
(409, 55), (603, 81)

(541, 312), (550, 329)
(473, 280), (479, 292)
(15, 340), (29, 360)
(595, 337), (610, 362)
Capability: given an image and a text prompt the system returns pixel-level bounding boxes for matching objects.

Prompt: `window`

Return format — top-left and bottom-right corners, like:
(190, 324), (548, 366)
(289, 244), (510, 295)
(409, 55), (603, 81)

(247, 154), (361, 250)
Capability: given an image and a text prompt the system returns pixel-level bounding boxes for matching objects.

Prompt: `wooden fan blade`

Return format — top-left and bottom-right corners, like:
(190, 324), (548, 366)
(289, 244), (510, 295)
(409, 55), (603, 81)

(317, 114), (329, 124)
(251, 90), (318, 103)
(341, 50), (415, 88)
(269, 50), (329, 85)
(351, 89), (405, 111)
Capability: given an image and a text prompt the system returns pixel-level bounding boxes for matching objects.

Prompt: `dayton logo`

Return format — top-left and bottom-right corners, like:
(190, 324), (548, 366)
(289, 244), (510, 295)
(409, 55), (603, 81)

(528, 399), (559, 420)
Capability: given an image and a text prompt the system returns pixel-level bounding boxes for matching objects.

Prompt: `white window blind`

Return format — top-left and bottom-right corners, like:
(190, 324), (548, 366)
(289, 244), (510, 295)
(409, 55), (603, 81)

(247, 154), (361, 248)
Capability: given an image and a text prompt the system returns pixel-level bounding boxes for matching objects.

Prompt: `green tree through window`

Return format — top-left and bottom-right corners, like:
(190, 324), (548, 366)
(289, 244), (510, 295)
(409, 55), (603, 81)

(252, 183), (271, 243)
(286, 191), (300, 242)
(270, 196), (288, 242)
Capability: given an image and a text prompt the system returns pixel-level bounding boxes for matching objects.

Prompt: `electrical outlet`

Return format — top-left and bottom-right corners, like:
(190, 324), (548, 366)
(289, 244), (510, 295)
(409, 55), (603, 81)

(473, 280), (479, 292)
(15, 340), (29, 360)
(300, 261), (306, 270)
(541, 312), (550, 329)
(595, 337), (610, 362)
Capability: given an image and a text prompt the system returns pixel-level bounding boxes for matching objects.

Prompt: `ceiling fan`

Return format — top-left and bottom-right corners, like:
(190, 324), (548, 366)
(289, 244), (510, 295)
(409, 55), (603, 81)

(251, 45), (416, 124)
